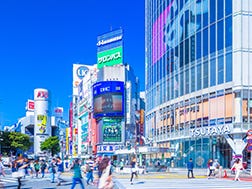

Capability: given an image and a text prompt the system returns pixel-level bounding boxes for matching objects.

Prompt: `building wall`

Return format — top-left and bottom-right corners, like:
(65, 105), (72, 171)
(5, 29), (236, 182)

(145, 0), (252, 167)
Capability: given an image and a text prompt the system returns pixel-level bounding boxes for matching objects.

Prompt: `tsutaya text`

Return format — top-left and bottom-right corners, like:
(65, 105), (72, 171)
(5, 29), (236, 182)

(190, 124), (233, 137)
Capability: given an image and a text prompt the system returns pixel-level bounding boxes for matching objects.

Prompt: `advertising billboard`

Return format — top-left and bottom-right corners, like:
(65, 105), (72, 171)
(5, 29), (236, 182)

(151, 0), (209, 72)
(34, 88), (51, 155)
(97, 46), (123, 69)
(26, 100), (35, 111)
(102, 118), (122, 142)
(93, 81), (124, 118)
(73, 64), (96, 95)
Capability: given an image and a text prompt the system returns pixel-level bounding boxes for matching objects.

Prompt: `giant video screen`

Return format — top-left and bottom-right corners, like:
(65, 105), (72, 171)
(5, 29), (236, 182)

(93, 81), (124, 118)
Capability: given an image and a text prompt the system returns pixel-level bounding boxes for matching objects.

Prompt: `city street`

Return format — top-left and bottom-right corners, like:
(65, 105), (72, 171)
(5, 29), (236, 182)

(1, 170), (252, 189)
(0, 174), (96, 189)
(115, 178), (252, 189)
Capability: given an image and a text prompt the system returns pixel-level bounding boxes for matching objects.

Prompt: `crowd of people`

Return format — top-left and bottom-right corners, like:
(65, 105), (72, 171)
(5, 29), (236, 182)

(186, 157), (246, 181)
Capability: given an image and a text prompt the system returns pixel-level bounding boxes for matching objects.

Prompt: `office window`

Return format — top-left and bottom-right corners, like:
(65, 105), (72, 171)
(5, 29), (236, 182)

(225, 0), (232, 16)
(196, 32), (202, 59)
(210, 0), (216, 24)
(203, 61), (209, 88)
(185, 69), (190, 94)
(203, 0), (209, 28)
(218, 55), (224, 84)
(217, 0), (224, 20)
(217, 20), (224, 51)
(210, 58), (216, 86)
(180, 72), (184, 96)
(225, 16), (232, 48)
(197, 64), (202, 90)
(210, 24), (216, 54)
(203, 28), (208, 57)
(191, 66), (195, 92)
(226, 53), (232, 82)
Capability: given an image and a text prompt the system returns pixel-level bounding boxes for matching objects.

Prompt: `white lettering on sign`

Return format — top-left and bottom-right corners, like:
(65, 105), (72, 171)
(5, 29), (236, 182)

(97, 35), (122, 46)
(100, 86), (110, 92)
(98, 52), (121, 64)
(96, 145), (122, 152)
(190, 124), (233, 137)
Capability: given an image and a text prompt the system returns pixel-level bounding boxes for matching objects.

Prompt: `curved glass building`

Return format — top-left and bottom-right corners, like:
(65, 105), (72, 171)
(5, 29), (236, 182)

(145, 0), (252, 168)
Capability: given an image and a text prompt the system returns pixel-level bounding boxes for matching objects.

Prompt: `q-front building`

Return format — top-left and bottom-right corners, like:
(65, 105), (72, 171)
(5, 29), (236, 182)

(145, 0), (252, 168)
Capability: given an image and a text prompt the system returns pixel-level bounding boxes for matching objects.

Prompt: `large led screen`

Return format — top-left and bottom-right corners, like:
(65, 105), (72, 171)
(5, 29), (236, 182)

(93, 81), (124, 118)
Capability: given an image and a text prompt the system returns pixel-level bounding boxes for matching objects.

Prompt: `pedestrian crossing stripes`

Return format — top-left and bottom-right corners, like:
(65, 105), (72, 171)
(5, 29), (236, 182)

(0, 177), (17, 183)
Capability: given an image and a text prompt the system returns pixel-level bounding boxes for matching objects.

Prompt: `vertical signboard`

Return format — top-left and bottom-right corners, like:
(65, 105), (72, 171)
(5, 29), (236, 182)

(97, 29), (123, 69)
(34, 88), (51, 155)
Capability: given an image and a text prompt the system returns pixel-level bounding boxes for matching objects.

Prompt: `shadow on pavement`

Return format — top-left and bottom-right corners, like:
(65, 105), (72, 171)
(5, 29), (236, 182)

(135, 181), (145, 184)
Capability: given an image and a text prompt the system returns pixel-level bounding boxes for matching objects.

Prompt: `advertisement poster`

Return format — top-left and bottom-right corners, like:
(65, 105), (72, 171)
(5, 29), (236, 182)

(102, 118), (122, 142)
(37, 115), (47, 134)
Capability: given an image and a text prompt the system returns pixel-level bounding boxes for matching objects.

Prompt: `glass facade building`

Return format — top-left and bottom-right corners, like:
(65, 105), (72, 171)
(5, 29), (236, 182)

(145, 0), (252, 168)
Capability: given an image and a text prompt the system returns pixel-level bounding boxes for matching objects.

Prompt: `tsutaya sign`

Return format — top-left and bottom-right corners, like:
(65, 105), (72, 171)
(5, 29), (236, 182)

(190, 124), (233, 137)
(97, 46), (123, 69)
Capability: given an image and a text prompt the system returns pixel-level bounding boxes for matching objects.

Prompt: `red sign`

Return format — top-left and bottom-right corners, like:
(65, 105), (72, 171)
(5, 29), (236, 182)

(27, 100), (34, 111)
(36, 91), (48, 99)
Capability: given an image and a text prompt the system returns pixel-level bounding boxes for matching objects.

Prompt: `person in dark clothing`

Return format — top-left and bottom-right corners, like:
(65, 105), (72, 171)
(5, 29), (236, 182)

(187, 158), (195, 178)
(130, 157), (138, 185)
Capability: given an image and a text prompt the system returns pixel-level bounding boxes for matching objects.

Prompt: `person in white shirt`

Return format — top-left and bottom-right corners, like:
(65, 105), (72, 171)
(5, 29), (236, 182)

(231, 158), (244, 181)
(0, 159), (6, 177)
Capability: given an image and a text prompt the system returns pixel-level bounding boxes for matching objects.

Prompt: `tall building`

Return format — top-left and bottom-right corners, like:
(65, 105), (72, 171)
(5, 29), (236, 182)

(95, 29), (140, 156)
(145, 0), (252, 168)
(77, 64), (98, 157)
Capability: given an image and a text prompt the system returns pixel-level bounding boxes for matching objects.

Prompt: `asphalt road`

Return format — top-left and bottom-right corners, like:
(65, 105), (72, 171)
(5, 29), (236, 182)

(115, 178), (252, 189)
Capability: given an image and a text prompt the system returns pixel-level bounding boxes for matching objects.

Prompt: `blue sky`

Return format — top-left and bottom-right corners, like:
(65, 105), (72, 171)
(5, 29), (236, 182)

(0, 0), (145, 126)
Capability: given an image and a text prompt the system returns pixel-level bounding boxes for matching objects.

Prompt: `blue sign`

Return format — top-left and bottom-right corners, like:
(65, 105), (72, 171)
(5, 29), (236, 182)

(76, 66), (89, 79)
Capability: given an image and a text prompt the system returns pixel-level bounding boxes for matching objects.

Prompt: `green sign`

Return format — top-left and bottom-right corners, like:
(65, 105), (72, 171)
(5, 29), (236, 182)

(102, 118), (122, 142)
(97, 46), (123, 69)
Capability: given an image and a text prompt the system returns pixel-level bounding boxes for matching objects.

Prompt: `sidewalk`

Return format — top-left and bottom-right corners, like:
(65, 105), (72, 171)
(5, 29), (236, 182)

(113, 168), (252, 181)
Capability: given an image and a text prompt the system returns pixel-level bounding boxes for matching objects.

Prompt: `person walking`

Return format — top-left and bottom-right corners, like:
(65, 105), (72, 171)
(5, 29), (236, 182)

(187, 158), (195, 178)
(231, 158), (244, 181)
(34, 160), (40, 178)
(207, 159), (214, 178)
(98, 157), (113, 189)
(56, 156), (64, 186)
(0, 158), (6, 177)
(70, 158), (85, 189)
(130, 157), (138, 185)
(40, 160), (47, 178)
(86, 156), (94, 185)
(119, 159), (124, 172)
(48, 158), (56, 183)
